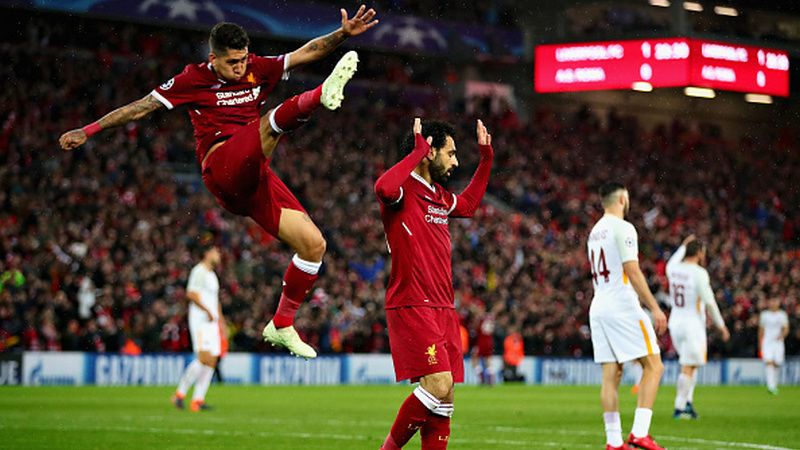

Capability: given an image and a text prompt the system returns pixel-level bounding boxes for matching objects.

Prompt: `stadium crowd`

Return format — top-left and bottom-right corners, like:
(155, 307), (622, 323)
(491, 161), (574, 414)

(1, 13), (799, 361)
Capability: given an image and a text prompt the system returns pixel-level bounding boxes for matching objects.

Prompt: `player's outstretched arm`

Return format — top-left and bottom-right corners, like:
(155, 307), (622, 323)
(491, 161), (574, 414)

(623, 260), (667, 334)
(59, 93), (164, 150)
(666, 236), (692, 273)
(286, 5), (378, 70)
(450, 119), (494, 218)
(374, 118), (430, 204)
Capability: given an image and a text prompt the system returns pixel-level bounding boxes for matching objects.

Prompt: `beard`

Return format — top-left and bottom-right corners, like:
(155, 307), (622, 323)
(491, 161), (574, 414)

(429, 159), (452, 185)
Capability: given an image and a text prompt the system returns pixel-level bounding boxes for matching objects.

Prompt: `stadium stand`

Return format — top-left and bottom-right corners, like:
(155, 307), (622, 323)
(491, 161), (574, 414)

(1, 11), (798, 361)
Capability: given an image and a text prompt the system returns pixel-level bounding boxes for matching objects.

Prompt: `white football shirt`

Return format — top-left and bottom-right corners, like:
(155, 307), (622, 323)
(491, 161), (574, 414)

(760, 310), (789, 344)
(588, 214), (639, 314)
(187, 263), (220, 324)
(666, 245), (725, 329)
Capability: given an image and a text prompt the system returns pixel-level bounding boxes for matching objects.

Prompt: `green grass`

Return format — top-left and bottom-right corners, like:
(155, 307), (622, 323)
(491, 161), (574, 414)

(0, 385), (797, 449)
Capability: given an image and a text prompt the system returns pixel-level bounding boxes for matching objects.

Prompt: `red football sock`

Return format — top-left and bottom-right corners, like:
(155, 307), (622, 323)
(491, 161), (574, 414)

(270, 85), (323, 133)
(273, 260), (319, 328)
(421, 413), (451, 450)
(384, 393), (431, 448)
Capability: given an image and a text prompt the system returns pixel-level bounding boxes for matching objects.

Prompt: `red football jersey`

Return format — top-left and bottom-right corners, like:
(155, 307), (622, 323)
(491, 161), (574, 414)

(379, 171), (460, 309)
(150, 54), (288, 163)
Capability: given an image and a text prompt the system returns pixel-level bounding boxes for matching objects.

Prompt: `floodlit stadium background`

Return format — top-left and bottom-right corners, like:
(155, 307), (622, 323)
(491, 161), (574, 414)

(0, 1), (799, 448)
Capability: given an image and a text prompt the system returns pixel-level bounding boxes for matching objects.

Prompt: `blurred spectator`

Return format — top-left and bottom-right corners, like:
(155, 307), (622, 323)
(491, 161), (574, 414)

(0, 12), (798, 362)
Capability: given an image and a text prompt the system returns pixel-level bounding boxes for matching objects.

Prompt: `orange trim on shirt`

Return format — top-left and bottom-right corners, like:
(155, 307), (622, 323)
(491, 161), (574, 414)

(639, 320), (654, 355)
(623, 272), (629, 285)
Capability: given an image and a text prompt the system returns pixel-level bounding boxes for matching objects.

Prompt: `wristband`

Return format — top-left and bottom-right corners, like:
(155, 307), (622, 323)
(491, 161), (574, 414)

(82, 122), (102, 137)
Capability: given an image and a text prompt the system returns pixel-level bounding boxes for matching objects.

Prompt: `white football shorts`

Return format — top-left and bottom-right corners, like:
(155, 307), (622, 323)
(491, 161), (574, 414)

(669, 321), (707, 366)
(761, 340), (785, 365)
(189, 319), (221, 357)
(591, 307), (660, 364)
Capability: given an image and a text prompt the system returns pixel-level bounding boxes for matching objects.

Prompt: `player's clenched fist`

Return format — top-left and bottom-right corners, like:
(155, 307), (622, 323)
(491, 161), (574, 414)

(59, 129), (87, 150)
(476, 119), (491, 146)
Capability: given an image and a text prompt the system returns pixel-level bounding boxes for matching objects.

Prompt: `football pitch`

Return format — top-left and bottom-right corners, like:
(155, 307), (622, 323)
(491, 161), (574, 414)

(0, 385), (797, 449)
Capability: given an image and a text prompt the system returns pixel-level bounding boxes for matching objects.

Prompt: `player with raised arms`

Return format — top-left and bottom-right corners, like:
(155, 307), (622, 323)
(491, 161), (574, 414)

(375, 118), (493, 449)
(666, 235), (729, 419)
(59, 7), (379, 358)
(587, 183), (667, 450)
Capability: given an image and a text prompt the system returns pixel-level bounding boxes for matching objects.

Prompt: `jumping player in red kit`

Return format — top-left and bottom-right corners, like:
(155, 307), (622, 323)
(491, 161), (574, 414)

(375, 118), (494, 449)
(59, 7), (378, 359)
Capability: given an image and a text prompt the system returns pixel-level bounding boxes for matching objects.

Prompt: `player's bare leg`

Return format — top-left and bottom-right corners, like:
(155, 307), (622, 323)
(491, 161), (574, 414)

(674, 365), (698, 419)
(600, 363), (628, 449)
(260, 209), (325, 359)
(258, 52), (358, 359)
(381, 371), (454, 450)
(627, 354), (665, 450)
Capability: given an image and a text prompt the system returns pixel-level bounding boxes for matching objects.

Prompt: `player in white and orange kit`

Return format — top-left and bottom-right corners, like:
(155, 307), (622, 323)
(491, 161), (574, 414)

(759, 297), (789, 395)
(172, 243), (224, 412)
(587, 182), (667, 450)
(666, 236), (729, 419)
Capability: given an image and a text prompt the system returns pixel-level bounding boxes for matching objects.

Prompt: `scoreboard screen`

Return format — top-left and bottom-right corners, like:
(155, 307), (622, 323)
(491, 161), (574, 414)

(535, 38), (789, 97)
(534, 38), (690, 92)
(689, 39), (789, 97)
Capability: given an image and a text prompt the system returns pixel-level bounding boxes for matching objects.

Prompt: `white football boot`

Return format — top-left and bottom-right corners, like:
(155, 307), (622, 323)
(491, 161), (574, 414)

(321, 50), (359, 110)
(262, 320), (318, 359)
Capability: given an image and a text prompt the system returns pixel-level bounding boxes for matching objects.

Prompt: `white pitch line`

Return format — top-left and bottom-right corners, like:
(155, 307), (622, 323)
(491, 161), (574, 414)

(491, 426), (798, 450)
(0, 423), (590, 448)
(660, 435), (797, 450)
(6, 413), (795, 449)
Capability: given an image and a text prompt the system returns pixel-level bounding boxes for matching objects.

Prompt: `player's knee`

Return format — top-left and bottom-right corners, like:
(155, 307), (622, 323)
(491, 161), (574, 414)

(423, 373), (454, 400)
(427, 382), (452, 400)
(648, 358), (664, 377)
(299, 234), (326, 261)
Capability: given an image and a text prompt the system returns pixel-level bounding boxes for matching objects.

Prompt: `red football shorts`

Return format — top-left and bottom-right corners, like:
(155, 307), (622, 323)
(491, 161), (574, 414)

(386, 306), (464, 383)
(200, 120), (306, 237)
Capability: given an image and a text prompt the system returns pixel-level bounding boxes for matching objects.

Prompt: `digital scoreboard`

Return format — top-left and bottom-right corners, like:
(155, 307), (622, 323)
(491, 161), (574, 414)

(534, 38), (789, 96)
(688, 39), (789, 97)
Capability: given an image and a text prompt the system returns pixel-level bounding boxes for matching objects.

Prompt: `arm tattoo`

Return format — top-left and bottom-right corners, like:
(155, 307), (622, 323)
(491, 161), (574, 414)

(321, 31), (345, 50)
(97, 94), (163, 129)
(304, 30), (346, 56)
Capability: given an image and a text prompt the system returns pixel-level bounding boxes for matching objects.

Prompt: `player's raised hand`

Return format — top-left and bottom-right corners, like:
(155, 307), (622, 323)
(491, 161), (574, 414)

(476, 119), (491, 146)
(652, 308), (667, 334)
(59, 128), (87, 151)
(413, 117), (433, 146)
(341, 5), (379, 37)
(682, 234), (697, 247)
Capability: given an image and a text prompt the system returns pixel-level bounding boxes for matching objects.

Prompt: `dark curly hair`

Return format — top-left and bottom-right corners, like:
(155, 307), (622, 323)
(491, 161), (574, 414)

(209, 22), (249, 55)
(399, 121), (456, 155)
